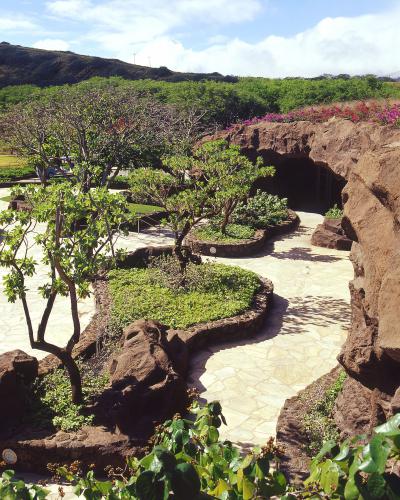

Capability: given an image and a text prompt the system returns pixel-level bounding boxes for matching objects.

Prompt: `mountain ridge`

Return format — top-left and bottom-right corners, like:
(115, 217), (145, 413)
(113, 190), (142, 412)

(0, 42), (237, 88)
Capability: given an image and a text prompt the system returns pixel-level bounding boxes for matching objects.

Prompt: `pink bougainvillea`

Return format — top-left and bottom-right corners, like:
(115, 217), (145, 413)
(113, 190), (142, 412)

(226, 101), (400, 131)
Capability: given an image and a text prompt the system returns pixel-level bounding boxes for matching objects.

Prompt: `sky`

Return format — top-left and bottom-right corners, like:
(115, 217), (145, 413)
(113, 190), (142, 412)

(2, 0), (400, 77)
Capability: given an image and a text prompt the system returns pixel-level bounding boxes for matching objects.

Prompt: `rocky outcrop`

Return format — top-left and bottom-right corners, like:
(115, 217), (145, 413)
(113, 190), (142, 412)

(214, 117), (400, 434)
(0, 350), (38, 427)
(311, 217), (352, 251)
(95, 320), (188, 435)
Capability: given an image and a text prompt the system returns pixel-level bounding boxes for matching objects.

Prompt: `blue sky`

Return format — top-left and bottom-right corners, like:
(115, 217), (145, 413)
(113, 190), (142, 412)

(2, 0), (400, 76)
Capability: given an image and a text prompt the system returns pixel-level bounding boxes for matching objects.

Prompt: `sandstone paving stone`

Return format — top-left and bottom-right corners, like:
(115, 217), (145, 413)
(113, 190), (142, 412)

(188, 211), (353, 448)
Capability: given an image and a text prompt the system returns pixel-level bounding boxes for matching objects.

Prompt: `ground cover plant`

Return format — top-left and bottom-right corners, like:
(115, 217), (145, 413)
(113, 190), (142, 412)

(193, 191), (289, 243)
(302, 370), (347, 456)
(27, 366), (108, 432)
(108, 258), (261, 329)
(325, 204), (344, 219)
(227, 100), (400, 130)
(193, 223), (255, 242)
(2, 400), (400, 499)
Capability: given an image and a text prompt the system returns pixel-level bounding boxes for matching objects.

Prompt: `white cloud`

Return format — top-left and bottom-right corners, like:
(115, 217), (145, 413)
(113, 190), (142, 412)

(133, 6), (400, 76)
(46, 0), (263, 53)
(44, 1), (400, 76)
(0, 17), (37, 32)
(33, 38), (71, 51)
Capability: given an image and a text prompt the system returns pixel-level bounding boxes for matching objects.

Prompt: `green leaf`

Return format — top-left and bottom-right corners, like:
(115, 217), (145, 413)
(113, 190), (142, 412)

(374, 414), (400, 436)
(135, 470), (161, 500)
(367, 473), (386, 498)
(344, 476), (360, 500)
(171, 462), (201, 499)
(242, 476), (256, 500)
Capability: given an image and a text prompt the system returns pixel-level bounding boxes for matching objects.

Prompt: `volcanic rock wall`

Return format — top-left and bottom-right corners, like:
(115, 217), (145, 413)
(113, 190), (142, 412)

(214, 117), (400, 433)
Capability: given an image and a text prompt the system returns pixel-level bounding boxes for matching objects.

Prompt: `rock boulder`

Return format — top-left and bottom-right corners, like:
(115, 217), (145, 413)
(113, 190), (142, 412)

(95, 320), (188, 434)
(0, 350), (38, 427)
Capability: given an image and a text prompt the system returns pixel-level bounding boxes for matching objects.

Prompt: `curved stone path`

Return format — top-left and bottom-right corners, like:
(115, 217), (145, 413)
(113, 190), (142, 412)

(188, 212), (353, 448)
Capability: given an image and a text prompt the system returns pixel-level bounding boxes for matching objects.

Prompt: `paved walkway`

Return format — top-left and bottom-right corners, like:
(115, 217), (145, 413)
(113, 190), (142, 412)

(188, 212), (353, 448)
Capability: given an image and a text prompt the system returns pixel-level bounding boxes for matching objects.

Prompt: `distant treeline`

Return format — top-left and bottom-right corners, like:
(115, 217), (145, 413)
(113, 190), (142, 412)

(1, 76), (399, 128)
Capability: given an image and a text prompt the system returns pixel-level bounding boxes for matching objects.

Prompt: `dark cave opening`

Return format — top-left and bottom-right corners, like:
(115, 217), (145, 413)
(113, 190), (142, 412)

(252, 154), (346, 215)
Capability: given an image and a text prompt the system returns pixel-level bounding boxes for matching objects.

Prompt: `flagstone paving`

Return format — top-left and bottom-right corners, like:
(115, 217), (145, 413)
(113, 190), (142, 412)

(0, 187), (353, 491)
(187, 211), (353, 448)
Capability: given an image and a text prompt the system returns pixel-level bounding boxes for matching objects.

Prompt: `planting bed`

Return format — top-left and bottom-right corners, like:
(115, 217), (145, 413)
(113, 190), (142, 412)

(185, 209), (299, 257)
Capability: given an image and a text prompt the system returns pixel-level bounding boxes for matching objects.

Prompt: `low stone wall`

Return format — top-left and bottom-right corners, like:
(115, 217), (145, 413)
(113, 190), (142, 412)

(171, 277), (273, 352)
(185, 209), (299, 258)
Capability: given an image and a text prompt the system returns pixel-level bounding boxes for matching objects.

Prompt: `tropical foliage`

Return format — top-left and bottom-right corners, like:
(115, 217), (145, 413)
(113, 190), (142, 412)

(2, 402), (400, 499)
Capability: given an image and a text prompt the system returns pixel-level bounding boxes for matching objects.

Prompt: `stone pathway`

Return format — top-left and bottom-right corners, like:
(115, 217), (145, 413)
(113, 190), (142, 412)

(188, 212), (353, 448)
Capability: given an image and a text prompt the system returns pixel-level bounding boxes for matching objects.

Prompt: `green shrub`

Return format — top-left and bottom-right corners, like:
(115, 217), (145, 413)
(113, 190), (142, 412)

(4, 401), (400, 499)
(0, 401), (400, 500)
(325, 204), (343, 219)
(193, 223), (255, 242)
(108, 262), (260, 329)
(302, 370), (347, 456)
(28, 366), (108, 432)
(231, 191), (289, 228)
(0, 165), (35, 182)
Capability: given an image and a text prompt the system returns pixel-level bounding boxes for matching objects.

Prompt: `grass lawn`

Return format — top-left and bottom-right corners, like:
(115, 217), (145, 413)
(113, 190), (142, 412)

(0, 195), (11, 203)
(0, 155), (27, 169)
(128, 203), (163, 216)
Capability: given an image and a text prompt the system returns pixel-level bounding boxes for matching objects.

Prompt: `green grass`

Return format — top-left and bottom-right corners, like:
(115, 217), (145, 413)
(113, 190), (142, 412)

(0, 195), (11, 203)
(0, 155), (27, 169)
(109, 263), (260, 329)
(193, 223), (255, 243)
(128, 203), (163, 216)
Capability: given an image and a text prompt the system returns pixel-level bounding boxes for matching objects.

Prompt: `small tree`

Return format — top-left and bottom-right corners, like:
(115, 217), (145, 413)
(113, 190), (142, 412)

(129, 139), (272, 269)
(193, 140), (275, 233)
(0, 183), (127, 403)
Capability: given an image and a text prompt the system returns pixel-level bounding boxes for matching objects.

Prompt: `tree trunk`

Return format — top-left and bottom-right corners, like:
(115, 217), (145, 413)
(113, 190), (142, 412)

(220, 209), (230, 235)
(58, 349), (83, 404)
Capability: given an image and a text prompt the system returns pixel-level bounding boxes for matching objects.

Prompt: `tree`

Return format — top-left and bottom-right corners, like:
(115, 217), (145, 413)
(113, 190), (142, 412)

(0, 183), (128, 403)
(1, 84), (204, 190)
(129, 139), (272, 269)
(193, 140), (274, 234)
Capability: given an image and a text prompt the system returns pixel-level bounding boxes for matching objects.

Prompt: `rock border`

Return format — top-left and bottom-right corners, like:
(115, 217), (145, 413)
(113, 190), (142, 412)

(1, 255), (273, 474)
(185, 209), (299, 257)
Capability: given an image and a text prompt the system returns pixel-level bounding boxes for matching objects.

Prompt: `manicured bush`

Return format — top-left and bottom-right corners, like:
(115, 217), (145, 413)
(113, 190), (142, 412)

(231, 191), (289, 228)
(0, 165), (35, 182)
(108, 262), (261, 329)
(325, 204), (344, 219)
(193, 223), (255, 242)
